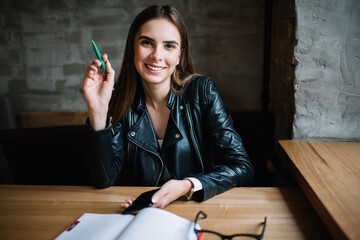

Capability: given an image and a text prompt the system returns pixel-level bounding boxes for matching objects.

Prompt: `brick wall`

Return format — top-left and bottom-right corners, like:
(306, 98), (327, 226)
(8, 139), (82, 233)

(0, 0), (265, 113)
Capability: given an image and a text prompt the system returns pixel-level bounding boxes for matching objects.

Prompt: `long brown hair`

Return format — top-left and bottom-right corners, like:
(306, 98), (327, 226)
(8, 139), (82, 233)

(109, 5), (196, 124)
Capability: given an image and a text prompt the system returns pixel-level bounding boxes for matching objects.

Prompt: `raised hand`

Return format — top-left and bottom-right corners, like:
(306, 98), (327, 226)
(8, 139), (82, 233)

(83, 54), (115, 130)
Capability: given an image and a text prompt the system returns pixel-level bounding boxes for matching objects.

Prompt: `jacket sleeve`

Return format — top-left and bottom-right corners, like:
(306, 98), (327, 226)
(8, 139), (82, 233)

(85, 118), (126, 188)
(190, 77), (255, 202)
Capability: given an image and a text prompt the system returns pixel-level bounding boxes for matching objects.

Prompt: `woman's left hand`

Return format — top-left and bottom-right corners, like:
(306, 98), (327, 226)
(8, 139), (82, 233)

(150, 179), (193, 208)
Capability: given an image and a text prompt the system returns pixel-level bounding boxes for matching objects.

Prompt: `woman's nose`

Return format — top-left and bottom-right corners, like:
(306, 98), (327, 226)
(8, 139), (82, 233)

(150, 47), (163, 61)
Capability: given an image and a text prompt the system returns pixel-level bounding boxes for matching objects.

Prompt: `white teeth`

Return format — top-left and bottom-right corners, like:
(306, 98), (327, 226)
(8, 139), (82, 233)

(146, 64), (163, 71)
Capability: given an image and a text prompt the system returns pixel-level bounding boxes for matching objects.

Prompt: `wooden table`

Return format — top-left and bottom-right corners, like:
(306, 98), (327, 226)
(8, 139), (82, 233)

(0, 185), (330, 239)
(279, 140), (360, 240)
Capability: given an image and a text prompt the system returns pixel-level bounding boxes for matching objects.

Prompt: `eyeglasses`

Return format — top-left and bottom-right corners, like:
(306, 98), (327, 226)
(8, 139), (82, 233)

(193, 211), (267, 240)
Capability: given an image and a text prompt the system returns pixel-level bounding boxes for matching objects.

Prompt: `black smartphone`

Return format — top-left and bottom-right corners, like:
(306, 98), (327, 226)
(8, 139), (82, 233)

(123, 188), (159, 214)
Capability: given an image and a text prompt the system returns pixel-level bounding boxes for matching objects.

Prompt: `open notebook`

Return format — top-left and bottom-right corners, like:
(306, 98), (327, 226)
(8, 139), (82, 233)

(55, 207), (199, 240)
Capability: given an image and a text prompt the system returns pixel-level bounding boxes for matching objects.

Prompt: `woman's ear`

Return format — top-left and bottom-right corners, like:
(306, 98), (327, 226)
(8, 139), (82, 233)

(176, 48), (184, 65)
(176, 52), (181, 65)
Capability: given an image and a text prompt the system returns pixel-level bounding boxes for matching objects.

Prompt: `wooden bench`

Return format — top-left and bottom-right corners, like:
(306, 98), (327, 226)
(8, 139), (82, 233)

(279, 140), (360, 240)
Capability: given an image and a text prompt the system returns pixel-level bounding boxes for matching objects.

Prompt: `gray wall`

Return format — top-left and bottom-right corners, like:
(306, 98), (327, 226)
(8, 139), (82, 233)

(0, 0), (265, 113)
(293, 0), (360, 141)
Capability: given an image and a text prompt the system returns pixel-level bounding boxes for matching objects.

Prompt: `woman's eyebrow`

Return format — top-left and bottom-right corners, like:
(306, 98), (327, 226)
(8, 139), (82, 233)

(164, 40), (179, 45)
(138, 35), (179, 45)
(138, 35), (154, 42)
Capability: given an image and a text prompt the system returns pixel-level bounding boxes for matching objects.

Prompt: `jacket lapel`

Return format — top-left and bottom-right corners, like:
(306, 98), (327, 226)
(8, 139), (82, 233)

(162, 110), (183, 150)
(127, 90), (183, 152)
(127, 111), (159, 154)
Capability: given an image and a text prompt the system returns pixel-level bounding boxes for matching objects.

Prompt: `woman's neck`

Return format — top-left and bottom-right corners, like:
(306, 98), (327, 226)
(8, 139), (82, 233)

(141, 79), (171, 140)
(142, 80), (171, 110)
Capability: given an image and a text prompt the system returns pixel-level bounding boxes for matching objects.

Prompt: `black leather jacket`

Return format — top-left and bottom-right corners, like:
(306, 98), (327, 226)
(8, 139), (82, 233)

(87, 76), (254, 202)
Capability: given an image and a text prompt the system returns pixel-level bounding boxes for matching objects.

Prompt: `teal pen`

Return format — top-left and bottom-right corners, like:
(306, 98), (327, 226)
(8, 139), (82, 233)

(92, 40), (107, 77)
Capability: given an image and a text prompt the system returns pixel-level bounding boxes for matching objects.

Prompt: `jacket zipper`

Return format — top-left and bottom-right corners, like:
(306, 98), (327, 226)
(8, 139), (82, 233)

(127, 138), (164, 186)
(185, 104), (204, 172)
(127, 110), (164, 186)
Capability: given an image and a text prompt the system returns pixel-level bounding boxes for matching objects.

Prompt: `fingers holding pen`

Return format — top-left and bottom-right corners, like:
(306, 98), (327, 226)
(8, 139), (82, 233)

(84, 63), (100, 83)
(90, 58), (102, 68)
(86, 55), (113, 80)
(87, 64), (98, 76)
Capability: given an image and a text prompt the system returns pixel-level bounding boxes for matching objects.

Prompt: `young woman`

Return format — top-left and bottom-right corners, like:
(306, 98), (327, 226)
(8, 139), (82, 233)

(83, 5), (254, 209)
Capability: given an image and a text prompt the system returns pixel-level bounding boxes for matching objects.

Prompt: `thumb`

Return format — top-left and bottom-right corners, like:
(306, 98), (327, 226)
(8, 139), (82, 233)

(103, 53), (115, 84)
(151, 188), (167, 205)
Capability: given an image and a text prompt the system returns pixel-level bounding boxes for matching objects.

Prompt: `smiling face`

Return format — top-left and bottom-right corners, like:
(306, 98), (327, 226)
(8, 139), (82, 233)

(134, 18), (181, 88)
